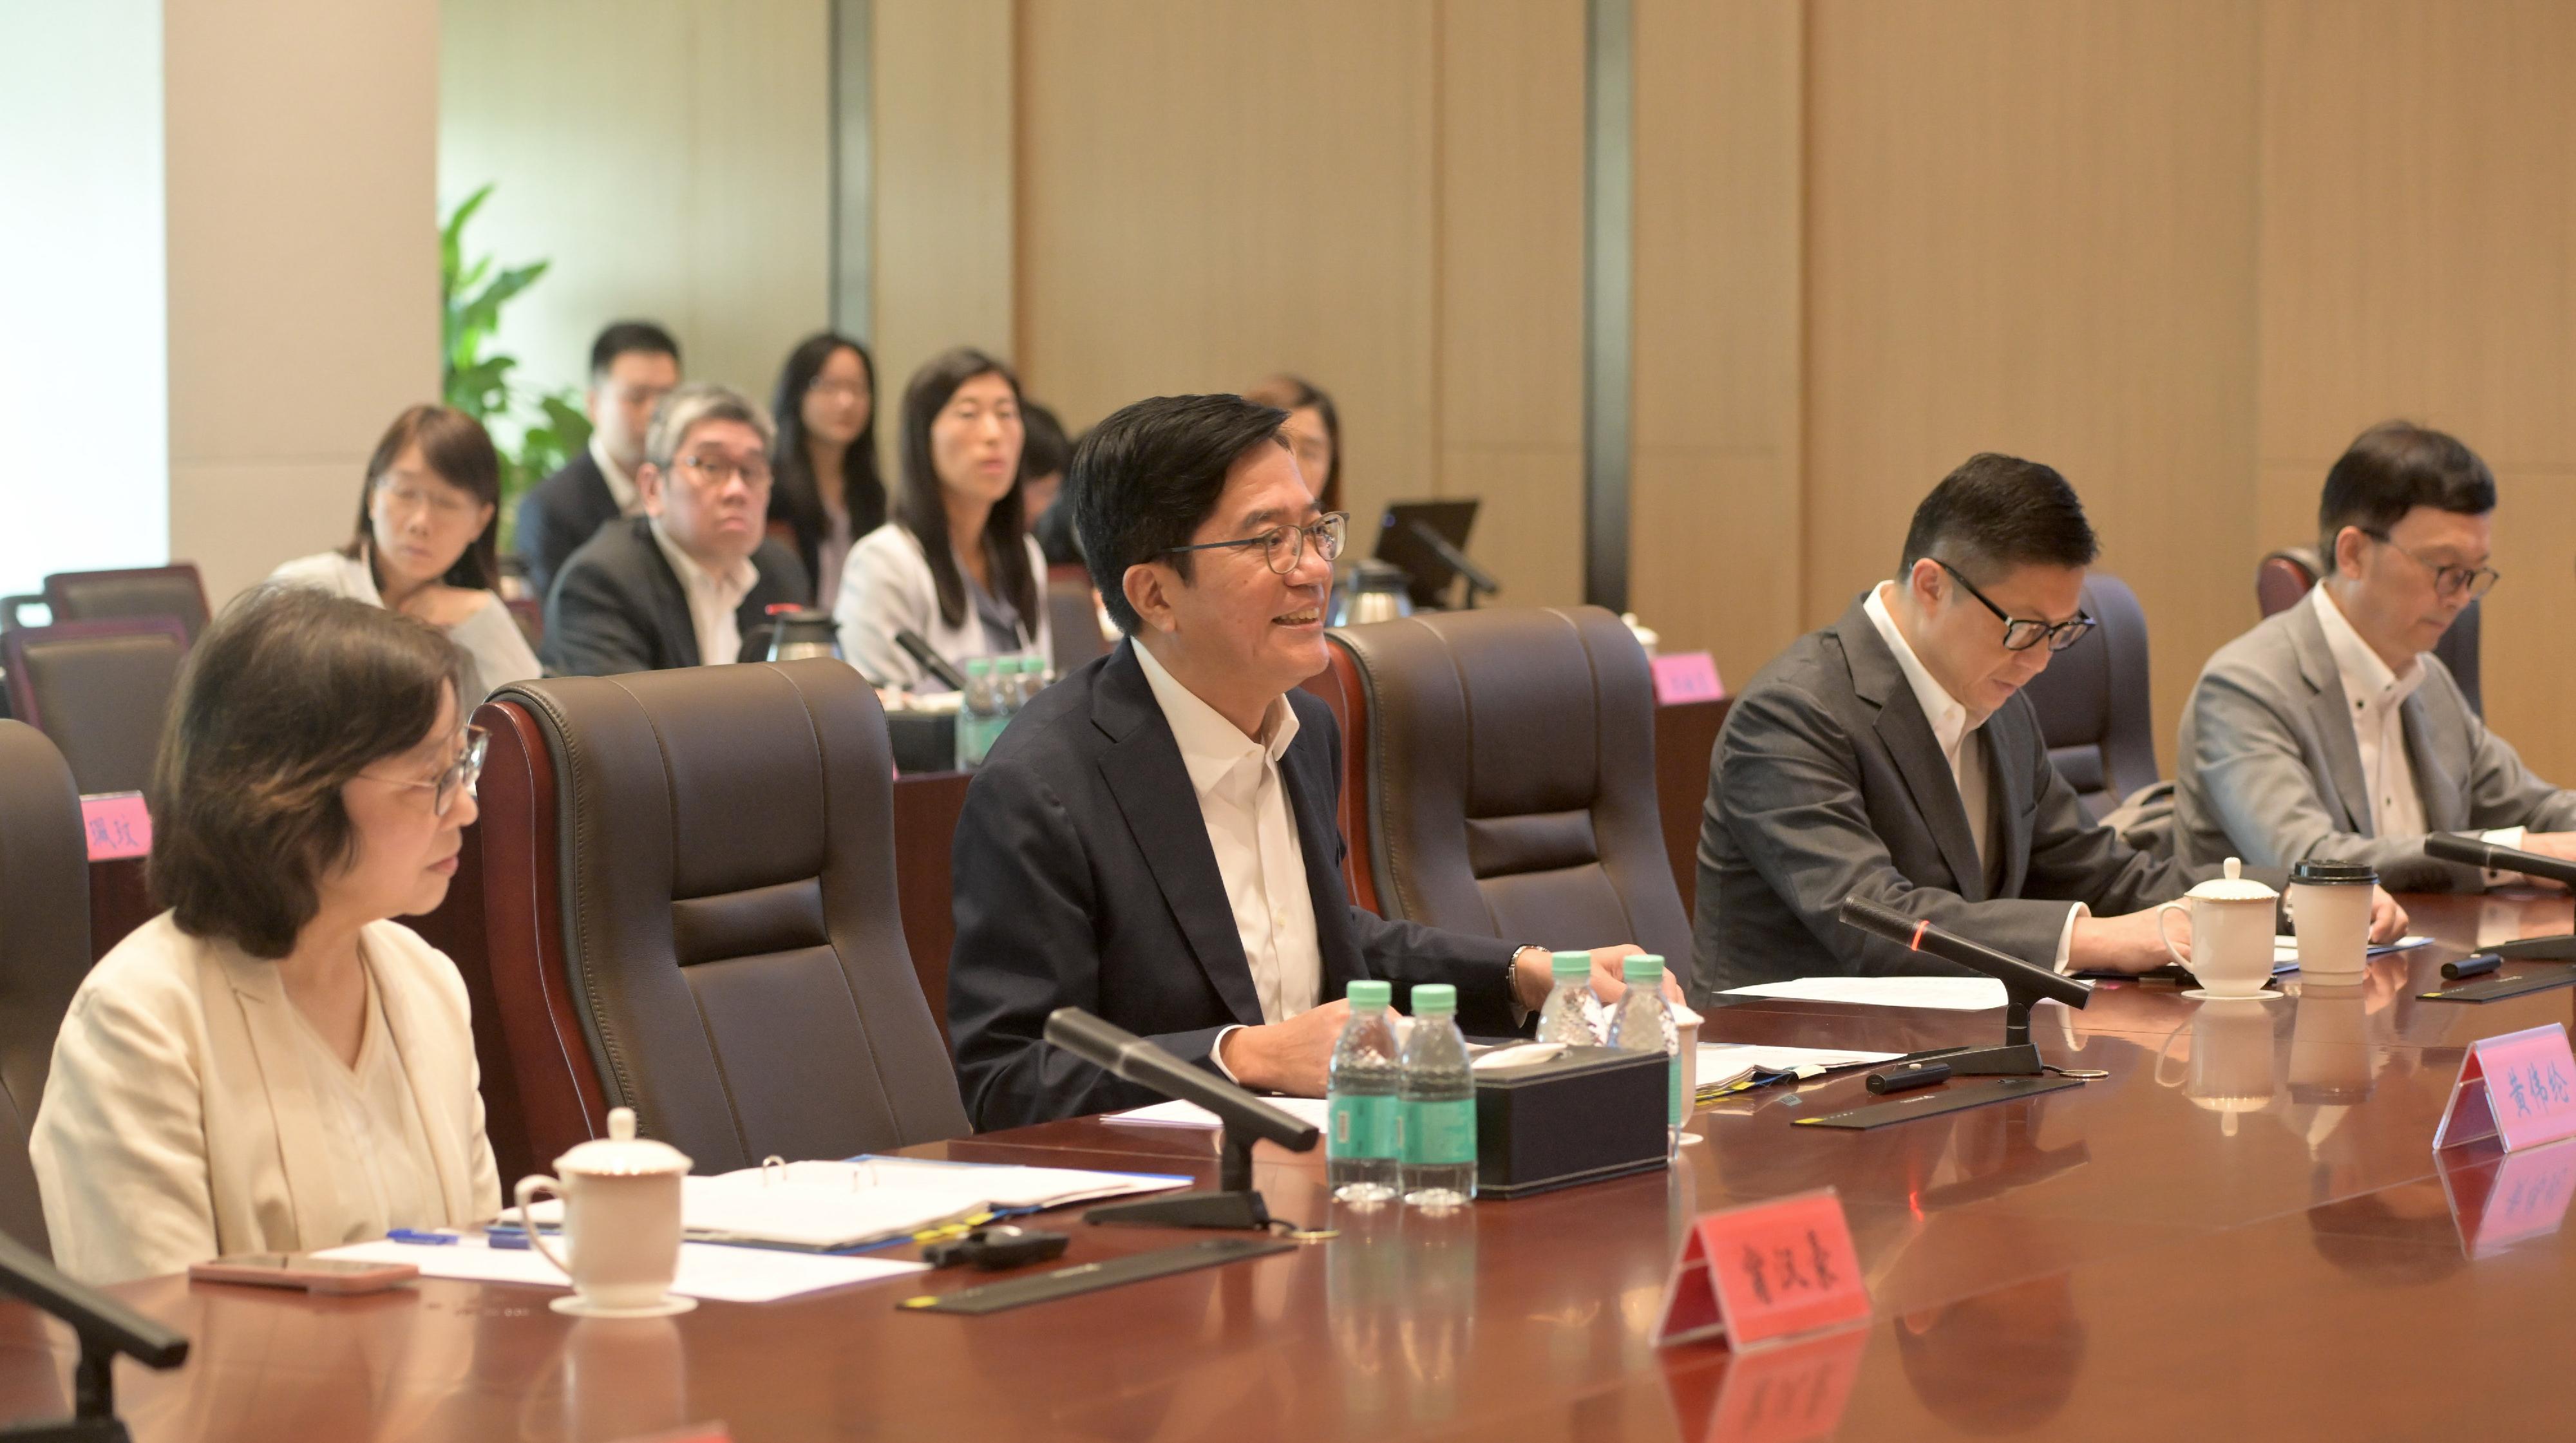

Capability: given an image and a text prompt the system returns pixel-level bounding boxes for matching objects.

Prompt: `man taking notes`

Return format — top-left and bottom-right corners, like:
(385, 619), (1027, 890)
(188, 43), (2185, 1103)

(946, 394), (1662, 1130)
(2177, 422), (2576, 890)
(1693, 453), (2405, 998)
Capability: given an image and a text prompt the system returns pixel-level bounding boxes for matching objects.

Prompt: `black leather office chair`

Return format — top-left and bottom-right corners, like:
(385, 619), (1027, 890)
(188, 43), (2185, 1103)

(1321, 606), (1692, 964)
(0, 618), (192, 796)
(2253, 545), (2481, 717)
(41, 563), (211, 645)
(0, 722), (91, 1258)
(2021, 572), (2159, 822)
(475, 659), (968, 1172)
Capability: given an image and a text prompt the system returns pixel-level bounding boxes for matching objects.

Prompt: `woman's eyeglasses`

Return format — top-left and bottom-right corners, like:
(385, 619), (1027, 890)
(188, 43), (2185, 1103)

(359, 726), (488, 816)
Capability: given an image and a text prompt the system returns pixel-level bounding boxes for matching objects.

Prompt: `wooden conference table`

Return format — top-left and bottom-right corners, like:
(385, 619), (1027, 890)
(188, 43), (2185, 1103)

(11, 890), (2575, 1440)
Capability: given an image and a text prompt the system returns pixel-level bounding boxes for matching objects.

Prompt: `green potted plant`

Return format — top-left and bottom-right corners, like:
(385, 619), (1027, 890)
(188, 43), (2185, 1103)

(440, 183), (589, 558)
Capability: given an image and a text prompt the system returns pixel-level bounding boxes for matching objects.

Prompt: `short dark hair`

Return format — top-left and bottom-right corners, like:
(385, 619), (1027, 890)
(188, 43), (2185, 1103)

(1070, 394), (1291, 634)
(151, 587), (469, 959)
(894, 348), (1037, 632)
(1898, 453), (2099, 583)
(589, 320), (681, 382)
(341, 405), (503, 591)
(2318, 420), (2496, 561)
(1020, 400), (1070, 481)
(1244, 375), (1340, 513)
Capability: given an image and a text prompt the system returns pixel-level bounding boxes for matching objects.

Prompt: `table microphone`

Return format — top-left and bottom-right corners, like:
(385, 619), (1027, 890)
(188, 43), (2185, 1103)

(893, 628), (970, 691)
(2423, 833), (2576, 889)
(1043, 1009), (1320, 1152)
(1836, 896), (2092, 1009)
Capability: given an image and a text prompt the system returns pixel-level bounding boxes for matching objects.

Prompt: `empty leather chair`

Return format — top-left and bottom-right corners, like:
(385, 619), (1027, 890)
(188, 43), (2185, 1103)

(1320, 606), (1692, 963)
(475, 659), (967, 1173)
(0, 721), (91, 1258)
(42, 563), (211, 645)
(2020, 572), (2159, 821)
(1, 618), (191, 795)
(2252, 545), (2481, 717)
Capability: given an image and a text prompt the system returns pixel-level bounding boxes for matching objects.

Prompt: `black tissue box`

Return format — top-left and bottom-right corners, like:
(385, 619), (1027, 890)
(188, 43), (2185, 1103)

(1473, 1046), (1670, 1200)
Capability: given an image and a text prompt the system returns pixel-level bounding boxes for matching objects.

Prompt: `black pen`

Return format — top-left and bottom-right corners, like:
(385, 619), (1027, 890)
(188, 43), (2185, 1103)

(1865, 1060), (1952, 1095)
(2442, 953), (2502, 980)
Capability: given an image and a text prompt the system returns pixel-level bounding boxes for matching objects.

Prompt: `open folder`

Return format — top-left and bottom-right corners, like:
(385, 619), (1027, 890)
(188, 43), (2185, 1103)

(516, 1156), (1191, 1252)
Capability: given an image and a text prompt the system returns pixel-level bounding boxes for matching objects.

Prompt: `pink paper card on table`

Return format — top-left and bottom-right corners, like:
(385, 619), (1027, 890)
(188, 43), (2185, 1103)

(1661, 1323), (1866, 1443)
(79, 792), (151, 862)
(2433, 1023), (2576, 1153)
(1655, 1187), (1869, 1350)
(1652, 652), (1725, 706)
(2439, 1135), (2576, 1259)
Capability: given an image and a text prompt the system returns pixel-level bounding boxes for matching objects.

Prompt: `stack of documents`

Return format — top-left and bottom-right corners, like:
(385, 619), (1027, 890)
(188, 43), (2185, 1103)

(1719, 976), (2012, 1010)
(318, 1234), (927, 1304)
(518, 1156), (1189, 1252)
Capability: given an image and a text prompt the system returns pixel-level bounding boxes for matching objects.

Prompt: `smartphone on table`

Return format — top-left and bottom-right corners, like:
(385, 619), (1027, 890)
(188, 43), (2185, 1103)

(187, 1254), (419, 1295)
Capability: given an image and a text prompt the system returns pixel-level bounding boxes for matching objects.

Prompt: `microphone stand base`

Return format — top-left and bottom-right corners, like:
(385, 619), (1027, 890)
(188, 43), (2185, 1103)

(1084, 1191), (1274, 1231)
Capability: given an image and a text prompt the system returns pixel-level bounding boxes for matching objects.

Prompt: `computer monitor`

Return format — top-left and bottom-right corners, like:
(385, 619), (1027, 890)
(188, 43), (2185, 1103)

(1373, 500), (1483, 609)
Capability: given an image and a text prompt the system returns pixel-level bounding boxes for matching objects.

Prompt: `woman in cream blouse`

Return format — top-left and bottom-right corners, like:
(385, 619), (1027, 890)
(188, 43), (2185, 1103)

(32, 586), (502, 1285)
(270, 404), (540, 698)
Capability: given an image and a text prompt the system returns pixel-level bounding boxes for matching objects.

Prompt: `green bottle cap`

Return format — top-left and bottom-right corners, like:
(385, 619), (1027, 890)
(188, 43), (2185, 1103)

(1412, 983), (1457, 1015)
(965, 657), (992, 676)
(1620, 954), (1665, 984)
(1346, 980), (1392, 1008)
(1551, 951), (1591, 980)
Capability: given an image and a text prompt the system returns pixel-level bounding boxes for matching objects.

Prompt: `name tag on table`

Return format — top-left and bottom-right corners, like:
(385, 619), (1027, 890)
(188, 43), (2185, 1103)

(1652, 652), (1725, 706)
(1661, 1323), (1867, 1443)
(1655, 1187), (1868, 1350)
(80, 792), (151, 861)
(2432, 1023), (2576, 1153)
(2439, 1136), (2576, 1259)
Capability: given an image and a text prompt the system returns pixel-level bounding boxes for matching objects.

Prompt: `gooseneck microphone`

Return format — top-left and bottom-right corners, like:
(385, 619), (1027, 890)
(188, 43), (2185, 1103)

(1836, 896), (2093, 1009)
(1044, 1008), (1319, 1229)
(0, 1228), (188, 1433)
(893, 628), (970, 692)
(2424, 833), (2576, 889)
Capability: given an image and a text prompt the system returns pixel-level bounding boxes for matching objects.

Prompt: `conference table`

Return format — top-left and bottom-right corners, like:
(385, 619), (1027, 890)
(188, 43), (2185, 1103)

(11, 890), (2574, 1440)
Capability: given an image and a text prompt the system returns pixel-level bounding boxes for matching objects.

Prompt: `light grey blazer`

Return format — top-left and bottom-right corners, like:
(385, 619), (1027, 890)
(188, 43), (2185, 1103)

(2174, 599), (2576, 891)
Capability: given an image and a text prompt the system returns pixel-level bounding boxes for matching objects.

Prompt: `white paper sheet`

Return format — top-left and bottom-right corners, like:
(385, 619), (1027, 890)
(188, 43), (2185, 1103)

(2271, 934), (2432, 967)
(1719, 976), (2014, 1010)
(1695, 1043), (1903, 1077)
(316, 1236), (927, 1304)
(1106, 1097), (1331, 1130)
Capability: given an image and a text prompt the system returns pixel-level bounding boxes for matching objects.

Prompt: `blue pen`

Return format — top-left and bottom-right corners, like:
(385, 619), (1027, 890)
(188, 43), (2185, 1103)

(386, 1229), (459, 1246)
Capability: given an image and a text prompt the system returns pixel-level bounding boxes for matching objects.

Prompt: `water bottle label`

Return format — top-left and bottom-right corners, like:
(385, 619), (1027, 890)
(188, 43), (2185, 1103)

(1401, 1098), (1477, 1165)
(1669, 1055), (1685, 1127)
(1328, 1094), (1397, 1160)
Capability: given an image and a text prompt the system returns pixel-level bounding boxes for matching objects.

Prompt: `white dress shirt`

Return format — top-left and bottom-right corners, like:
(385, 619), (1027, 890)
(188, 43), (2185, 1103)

(283, 963), (450, 1247)
(1866, 584), (2085, 970)
(649, 519), (757, 666)
(1132, 639), (1321, 1078)
(591, 432), (644, 516)
(2309, 583), (2522, 874)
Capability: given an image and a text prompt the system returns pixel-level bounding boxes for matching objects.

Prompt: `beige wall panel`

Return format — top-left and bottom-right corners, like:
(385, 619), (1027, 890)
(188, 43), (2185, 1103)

(2257, 0), (2576, 782)
(1630, 0), (1804, 686)
(1016, 0), (1438, 538)
(873, 0), (1015, 417)
(166, 0), (443, 603)
(440, 0), (831, 406)
(1437, 0), (1586, 607)
(1804, 0), (2260, 769)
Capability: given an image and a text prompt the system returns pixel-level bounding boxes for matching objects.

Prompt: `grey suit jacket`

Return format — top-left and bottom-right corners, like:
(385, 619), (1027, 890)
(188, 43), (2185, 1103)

(2174, 598), (2576, 891)
(1691, 599), (2204, 999)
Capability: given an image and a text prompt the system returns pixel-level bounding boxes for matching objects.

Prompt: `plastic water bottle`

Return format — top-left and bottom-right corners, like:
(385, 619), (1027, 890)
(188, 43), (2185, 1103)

(1326, 980), (1401, 1205)
(1533, 950), (1598, 1048)
(1398, 983), (1477, 1209)
(956, 657), (1002, 768)
(1020, 655), (1051, 708)
(1606, 954), (1682, 1152)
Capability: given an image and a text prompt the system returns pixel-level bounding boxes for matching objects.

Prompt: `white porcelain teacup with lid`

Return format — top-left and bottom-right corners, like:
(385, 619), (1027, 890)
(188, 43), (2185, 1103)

(514, 1106), (694, 1317)
(2154, 858), (2280, 999)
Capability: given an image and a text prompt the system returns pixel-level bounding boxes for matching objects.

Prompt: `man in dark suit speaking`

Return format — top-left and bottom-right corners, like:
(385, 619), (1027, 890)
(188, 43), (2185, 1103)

(947, 394), (1662, 1130)
(1690, 453), (2402, 998)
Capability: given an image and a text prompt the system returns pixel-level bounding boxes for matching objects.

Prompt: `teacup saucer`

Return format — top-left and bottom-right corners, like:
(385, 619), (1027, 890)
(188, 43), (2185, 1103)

(2183, 988), (2280, 1003)
(549, 1293), (697, 1318)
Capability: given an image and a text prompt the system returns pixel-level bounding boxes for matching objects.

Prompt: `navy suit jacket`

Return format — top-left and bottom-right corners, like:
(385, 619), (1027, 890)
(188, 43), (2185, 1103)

(947, 639), (1522, 1130)
(515, 450), (621, 602)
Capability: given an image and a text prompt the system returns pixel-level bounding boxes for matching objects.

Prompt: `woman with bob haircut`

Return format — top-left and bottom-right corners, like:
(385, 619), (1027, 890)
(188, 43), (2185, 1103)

(32, 586), (502, 1285)
(269, 404), (540, 697)
(833, 346), (1052, 690)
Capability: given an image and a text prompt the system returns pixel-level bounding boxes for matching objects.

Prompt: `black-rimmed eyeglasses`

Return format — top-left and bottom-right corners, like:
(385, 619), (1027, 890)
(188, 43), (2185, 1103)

(1934, 560), (2097, 652)
(2360, 529), (2500, 601)
(1162, 512), (1349, 576)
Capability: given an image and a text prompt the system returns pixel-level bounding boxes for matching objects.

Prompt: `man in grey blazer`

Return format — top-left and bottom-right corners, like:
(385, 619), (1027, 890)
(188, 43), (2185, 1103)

(1694, 454), (2401, 999)
(2177, 422), (2576, 890)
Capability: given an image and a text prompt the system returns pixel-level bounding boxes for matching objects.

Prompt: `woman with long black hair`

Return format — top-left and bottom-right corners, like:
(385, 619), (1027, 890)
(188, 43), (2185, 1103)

(768, 332), (888, 604)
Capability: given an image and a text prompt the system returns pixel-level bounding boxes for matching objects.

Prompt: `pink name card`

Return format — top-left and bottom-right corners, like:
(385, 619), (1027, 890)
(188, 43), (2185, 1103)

(2434, 1023), (2576, 1153)
(1656, 1188), (1869, 1350)
(1653, 652), (1725, 706)
(2440, 1135), (2576, 1259)
(79, 792), (151, 862)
